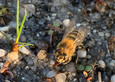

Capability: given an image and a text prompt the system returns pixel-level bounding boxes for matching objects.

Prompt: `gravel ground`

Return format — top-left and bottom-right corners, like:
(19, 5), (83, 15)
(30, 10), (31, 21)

(0, 0), (115, 82)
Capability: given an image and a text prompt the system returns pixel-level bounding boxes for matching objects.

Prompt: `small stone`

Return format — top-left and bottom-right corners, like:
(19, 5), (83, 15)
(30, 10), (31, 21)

(77, 50), (87, 58)
(20, 4), (35, 19)
(49, 60), (55, 65)
(55, 73), (66, 82)
(66, 62), (76, 73)
(5, 80), (10, 82)
(63, 19), (70, 27)
(93, 29), (97, 34)
(111, 75), (115, 82)
(98, 60), (106, 68)
(47, 70), (57, 78)
(0, 63), (3, 68)
(87, 55), (91, 59)
(90, 13), (101, 22)
(105, 32), (110, 38)
(7, 51), (19, 63)
(19, 47), (30, 55)
(98, 32), (104, 37)
(76, 23), (81, 27)
(0, 26), (10, 31)
(47, 16), (51, 21)
(52, 13), (57, 17)
(110, 60), (115, 67)
(0, 49), (7, 57)
(37, 50), (47, 60)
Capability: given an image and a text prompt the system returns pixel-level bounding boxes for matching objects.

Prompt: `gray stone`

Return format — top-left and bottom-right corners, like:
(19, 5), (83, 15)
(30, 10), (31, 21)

(98, 32), (104, 37)
(110, 60), (115, 67)
(66, 62), (76, 73)
(111, 75), (115, 82)
(47, 70), (57, 78)
(98, 60), (106, 68)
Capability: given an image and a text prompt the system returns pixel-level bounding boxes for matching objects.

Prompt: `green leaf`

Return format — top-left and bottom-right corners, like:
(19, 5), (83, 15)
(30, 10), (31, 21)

(77, 65), (85, 71)
(53, 22), (59, 27)
(48, 30), (54, 35)
(85, 65), (92, 72)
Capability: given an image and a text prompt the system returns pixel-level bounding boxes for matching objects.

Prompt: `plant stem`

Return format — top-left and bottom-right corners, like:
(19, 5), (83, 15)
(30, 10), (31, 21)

(16, 0), (19, 41)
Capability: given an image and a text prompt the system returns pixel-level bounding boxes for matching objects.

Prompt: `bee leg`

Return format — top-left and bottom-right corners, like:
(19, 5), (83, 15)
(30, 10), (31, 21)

(77, 43), (85, 50)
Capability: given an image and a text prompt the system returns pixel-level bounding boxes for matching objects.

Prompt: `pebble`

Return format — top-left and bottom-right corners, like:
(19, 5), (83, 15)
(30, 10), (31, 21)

(76, 23), (81, 27)
(46, 70), (57, 78)
(20, 4), (35, 19)
(98, 60), (106, 68)
(0, 26), (10, 31)
(19, 47), (30, 55)
(63, 19), (70, 27)
(0, 63), (3, 68)
(87, 55), (91, 59)
(93, 29), (97, 34)
(90, 13), (101, 22)
(49, 60), (55, 66)
(55, 73), (66, 82)
(105, 32), (110, 38)
(9, 21), (20, 28)
(98, 32), (104, 37)
(110, 60), (115, 67)
(0, 49), (7, 57)
(5, 80), (10, 82)
(66, 62), (76, 73)
(111, 75), (115, 82)
(52, 13), (57, 17)
(37, 50), (47, 60)
(77, 49), (87, 58)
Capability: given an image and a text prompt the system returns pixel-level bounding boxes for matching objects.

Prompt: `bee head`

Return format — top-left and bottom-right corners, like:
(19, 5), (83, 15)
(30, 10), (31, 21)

(55, 49), (67, 64)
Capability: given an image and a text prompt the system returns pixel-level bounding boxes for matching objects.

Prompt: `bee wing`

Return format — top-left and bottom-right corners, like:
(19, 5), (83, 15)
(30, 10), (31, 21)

(73, 26), (90, 45)
(63, 20), (76, 39)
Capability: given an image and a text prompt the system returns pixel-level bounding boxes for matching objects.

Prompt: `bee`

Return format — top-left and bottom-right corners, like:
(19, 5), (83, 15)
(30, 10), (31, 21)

(55, 20), (90, 65)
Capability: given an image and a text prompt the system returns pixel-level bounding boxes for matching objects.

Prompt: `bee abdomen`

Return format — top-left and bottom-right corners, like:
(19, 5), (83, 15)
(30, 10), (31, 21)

(67, 31), (79, 40)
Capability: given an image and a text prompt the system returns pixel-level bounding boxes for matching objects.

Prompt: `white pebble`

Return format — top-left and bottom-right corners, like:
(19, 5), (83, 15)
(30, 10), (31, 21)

(47, 70), (57, 78)
(0, 49), (7, 57)
(37, 50), (47, 60)
(19, 47), (30, 55)
(98, 60), (106, 68)
(111, 75), (115, 82)
(55, 73), (66, 82)
(63, 19), (70, 27)
(76, 23), (81, 27)
(110, 60), (115, 66)
(77, 50), (87, 58)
